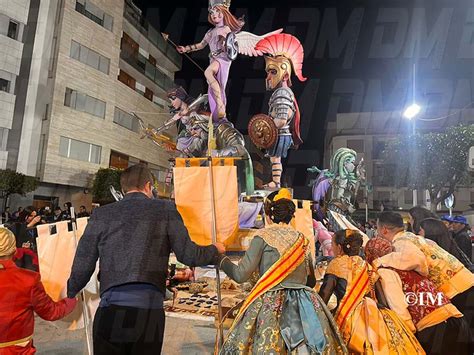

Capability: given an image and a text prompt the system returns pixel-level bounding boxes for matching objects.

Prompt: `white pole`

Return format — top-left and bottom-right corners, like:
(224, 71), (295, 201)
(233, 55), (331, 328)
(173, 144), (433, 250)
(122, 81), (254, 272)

(365, 186), (368, 223)
(412, 63), (417, 207)
(425, 190), (431, 211)
(208, 157), (224, 350)
(70, 207), (94, 355)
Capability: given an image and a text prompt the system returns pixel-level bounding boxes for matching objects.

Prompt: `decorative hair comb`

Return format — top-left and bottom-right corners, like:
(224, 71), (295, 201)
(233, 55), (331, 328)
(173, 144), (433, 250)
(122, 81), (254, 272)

(345, 229), (358, 239)
(273, 188), (292, 202)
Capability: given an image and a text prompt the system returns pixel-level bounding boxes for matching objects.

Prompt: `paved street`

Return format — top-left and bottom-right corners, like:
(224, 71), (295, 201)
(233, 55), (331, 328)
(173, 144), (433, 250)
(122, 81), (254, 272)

(35, 314), (216, 354)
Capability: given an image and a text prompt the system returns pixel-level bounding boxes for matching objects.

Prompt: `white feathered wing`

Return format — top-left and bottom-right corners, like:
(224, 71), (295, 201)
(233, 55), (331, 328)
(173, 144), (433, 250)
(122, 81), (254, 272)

(235, 28), (283, 57)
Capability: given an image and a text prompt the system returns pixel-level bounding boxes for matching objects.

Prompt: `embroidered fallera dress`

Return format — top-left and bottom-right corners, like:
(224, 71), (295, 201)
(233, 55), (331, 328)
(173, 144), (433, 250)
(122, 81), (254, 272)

(319, 255), (426, 354)
(373, 231), (474, 347)
(219, 225), (347, 354)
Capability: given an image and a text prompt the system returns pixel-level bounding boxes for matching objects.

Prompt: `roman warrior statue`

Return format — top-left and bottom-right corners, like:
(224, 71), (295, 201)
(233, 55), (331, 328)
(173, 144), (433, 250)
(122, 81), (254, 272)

(249, 33), (306, 189)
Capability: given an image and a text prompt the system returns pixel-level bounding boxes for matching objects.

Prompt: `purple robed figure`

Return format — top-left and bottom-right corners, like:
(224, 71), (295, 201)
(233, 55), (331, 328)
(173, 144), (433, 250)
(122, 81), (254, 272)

(177, 1), (244, 121)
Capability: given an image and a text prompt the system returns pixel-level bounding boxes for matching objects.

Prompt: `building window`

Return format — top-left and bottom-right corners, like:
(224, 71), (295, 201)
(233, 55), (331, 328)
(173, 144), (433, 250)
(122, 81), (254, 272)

(64, 87), (106, 118)
(0, 79), (11, 93)
(373, 139), (387, 160)
(43, 104), (50, 121)
(113, 107), (139, 132)
(110, 151), (129, 169)
(137, 53), (147, 71)
(404, 190), (413, 205)
(373, 163), (396, 187)
(118, 70), (136, 90)
(75, 0), (114, 31)
(59, 136), (101, 164)
(347, 139), (364, 152)
(70, 40), (110, 74)
(376, 191), (391, 202)
(7, 20), (19, 40)
(120, 32), (174, 92)
(144, 88), (153, 101)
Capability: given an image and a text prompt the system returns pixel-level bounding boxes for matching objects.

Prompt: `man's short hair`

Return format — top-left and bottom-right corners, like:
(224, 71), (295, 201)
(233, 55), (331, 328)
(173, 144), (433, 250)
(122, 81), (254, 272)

(378, 211), (404, 229)
(120, 164), (154, 193)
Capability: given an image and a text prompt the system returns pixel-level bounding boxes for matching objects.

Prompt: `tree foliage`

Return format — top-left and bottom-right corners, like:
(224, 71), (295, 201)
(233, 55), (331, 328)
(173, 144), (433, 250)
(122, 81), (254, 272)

(383, 124), (474, 210)
(91, 168), (122, 205)
(0, 169), (38, 209)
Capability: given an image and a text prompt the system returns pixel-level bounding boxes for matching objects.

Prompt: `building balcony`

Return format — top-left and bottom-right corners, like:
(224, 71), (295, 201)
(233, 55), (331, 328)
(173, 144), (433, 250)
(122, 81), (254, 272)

(0, 91), (15, 129)
(0, 34), (24, 76)
(123, 0), (181, 69)
(120, 47), (174, 93)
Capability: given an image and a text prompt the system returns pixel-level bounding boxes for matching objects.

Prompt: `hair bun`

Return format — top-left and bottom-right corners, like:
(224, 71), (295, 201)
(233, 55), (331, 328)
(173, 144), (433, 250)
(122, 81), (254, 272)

(265, 197), (296, 225)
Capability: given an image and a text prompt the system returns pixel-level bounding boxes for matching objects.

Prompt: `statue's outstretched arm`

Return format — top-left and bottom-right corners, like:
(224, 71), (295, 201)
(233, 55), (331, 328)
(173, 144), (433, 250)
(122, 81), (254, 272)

(307, 166), (322, 173)
(177, 39), (207, 54)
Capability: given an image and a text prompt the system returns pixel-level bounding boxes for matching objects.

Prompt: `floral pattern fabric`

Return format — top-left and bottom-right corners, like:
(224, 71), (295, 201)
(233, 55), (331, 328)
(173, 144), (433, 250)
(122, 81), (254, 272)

(397, 234), (463, 289)
(221, 289), (347, 355)
(394, 268), (450, 325)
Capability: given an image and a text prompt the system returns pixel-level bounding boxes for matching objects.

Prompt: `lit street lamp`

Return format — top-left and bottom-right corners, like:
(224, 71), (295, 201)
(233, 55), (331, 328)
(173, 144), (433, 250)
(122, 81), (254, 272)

(403, 64), (421, 207)
(403, 103), (421, 120)
(402, 104), (421, 207)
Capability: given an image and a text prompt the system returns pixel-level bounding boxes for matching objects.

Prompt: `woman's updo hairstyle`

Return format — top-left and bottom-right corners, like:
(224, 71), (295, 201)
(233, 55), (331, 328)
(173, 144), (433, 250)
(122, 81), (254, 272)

(334, 229), (363, 256)
(264, 189), (296, 225)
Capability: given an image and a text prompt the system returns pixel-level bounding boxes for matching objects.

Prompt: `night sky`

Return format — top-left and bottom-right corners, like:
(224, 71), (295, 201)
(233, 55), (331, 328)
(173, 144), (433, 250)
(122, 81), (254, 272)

(133, 0), (474, 198)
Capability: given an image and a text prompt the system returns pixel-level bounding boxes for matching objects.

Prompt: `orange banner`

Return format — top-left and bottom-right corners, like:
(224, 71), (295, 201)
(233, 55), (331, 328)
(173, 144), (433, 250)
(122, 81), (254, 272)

(291, 199), (315, 261)
(173, 159), (239, 245)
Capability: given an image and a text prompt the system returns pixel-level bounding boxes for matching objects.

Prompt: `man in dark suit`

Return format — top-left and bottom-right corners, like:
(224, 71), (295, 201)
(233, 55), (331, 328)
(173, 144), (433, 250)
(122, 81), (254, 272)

(67, 164), (225, 354)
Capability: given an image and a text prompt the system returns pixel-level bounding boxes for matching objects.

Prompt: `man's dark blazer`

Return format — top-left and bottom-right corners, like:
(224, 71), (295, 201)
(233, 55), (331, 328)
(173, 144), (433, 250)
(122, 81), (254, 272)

(67, 192), (218, 298)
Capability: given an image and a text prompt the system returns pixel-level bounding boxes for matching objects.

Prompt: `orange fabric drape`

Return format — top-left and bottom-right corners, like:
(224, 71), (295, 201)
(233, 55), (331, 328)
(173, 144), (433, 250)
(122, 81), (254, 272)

(36, 222), (76, 301)
(291, 200), (315, 261)
(173, 158), (239, 246)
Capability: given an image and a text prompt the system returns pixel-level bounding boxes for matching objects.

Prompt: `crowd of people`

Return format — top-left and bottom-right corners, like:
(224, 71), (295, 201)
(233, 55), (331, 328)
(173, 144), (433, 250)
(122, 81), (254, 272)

(0, 164), (473, 354)
(1, 203), (91, 225)
(0, 203), (91, 273)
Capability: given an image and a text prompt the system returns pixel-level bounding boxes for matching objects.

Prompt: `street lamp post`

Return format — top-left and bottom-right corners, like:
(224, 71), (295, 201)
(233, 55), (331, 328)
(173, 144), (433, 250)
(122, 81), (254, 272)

(402, 63), (421, 207)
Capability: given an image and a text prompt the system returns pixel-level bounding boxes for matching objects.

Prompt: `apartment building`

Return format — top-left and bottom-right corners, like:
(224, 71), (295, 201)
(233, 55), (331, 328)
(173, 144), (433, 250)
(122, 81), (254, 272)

(325, 110), (474, 213)
(3, 0), (181, 209)
(0, 0), (30, 169)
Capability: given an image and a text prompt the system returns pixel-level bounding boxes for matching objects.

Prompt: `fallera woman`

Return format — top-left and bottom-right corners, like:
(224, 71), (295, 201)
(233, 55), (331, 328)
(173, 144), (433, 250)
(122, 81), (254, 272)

(219, 188), (347, 354)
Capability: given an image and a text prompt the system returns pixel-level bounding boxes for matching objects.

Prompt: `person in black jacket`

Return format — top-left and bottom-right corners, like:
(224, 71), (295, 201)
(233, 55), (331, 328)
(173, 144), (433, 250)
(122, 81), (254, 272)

(67, 164), (225, 355)
(420, 218), (472, 268)
(76, 205), (90, 218)
(451, 215), (472, 261)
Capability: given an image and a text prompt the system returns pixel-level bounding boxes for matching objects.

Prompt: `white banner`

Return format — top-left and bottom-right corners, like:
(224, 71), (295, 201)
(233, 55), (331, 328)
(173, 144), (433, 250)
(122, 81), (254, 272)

(36, 218), (99, 330)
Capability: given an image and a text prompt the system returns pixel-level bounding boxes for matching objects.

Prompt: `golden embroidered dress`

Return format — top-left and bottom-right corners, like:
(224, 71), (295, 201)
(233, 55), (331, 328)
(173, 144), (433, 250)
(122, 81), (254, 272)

(319, 255), (425, 354)
(373, 232), (474, 300)
(373, 231), (474, 338)
(219, 225), (347, 354)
